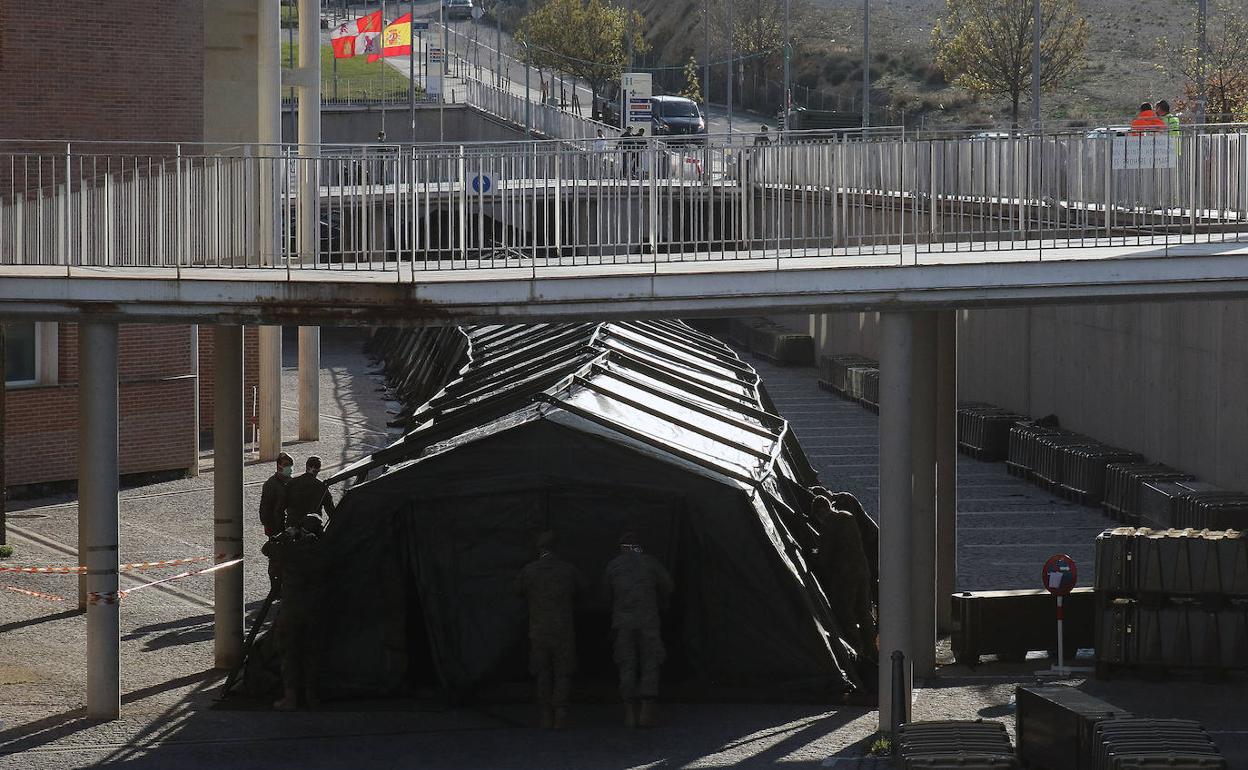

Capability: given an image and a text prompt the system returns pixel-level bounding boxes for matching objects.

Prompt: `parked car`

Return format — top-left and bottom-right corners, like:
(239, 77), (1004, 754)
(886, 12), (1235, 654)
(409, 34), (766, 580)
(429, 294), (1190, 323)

(596, 89), (706, 138)
(443, 0), (473, 21)
(1084, 126), (1131, 139)
(650, 95), (706, 139)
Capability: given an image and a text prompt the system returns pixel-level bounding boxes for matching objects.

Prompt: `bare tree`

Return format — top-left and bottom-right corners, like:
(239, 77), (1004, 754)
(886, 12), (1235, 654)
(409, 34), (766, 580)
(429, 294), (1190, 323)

(932, 0), (1088, 127)
(1161, 1), (1248, 122)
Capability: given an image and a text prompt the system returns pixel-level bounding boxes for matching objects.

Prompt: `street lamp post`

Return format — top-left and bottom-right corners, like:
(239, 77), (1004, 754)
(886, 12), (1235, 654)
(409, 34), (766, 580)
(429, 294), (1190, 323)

(862, 0), (870, 128)
(727, 0), (734, 134)
(1197, 0), (1208, 123)
(704, 0), (710, 115)
(524, 41), (532, 137)
(783, 0), (790, 130)
(1032, 0), (1041, 130)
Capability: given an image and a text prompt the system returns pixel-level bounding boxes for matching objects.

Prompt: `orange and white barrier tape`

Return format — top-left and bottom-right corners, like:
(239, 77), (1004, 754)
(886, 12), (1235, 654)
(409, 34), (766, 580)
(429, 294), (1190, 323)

(87, 557), (243, 606)
(0, 565), (85, 575)
(4, 585), (67, 602)
(1, 553), (228, 576)
(120, 554), (224, 572)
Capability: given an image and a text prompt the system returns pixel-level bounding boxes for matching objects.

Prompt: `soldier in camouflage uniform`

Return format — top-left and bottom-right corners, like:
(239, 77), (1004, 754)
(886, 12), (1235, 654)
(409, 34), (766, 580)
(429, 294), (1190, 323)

(259, 452), (294, 590)
(809, 491), (876, 658)
(263, 515), (325, 711)
(603, 531), (674, 728)
(513, 531), (587, 729)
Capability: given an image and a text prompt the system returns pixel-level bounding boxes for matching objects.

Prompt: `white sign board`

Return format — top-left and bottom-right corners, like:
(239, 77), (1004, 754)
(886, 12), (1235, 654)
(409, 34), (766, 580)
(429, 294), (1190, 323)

(427, 73), (443, 98)
(1112, 136), (1178, 170)
(622, 71), (652, 129)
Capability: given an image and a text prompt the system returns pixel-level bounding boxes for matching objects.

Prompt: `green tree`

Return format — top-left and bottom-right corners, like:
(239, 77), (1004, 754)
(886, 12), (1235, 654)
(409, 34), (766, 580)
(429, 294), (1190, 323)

(517, 0), (648, 119)
(681, 56), (703, 102)
(932, 0), (1088, 127)
(1161, 1), (1248, 122)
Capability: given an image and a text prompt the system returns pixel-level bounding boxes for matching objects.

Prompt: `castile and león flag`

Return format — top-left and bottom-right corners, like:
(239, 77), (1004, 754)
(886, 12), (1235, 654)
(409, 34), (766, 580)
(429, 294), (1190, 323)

(331, 10), (411, 61)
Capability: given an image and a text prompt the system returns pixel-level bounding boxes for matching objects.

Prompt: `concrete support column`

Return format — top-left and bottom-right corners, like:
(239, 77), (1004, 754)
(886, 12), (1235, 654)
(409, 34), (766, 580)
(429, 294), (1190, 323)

(296, 0), (321, 442)
(213, 326), (245, 670)
(935, 310), (958, 634)
(258, 0), (284, 462)
(258, 327), (282, 461)
(79, 322), (120, 720)
(910, 311), (938, 679)
(298, 327), (320, 441)
(878, 311), (914, 732)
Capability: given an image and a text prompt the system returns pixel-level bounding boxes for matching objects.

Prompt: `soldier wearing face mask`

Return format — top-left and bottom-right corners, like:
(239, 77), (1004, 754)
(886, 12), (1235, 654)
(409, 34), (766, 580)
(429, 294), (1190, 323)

(259, 452), (294, 590)
(260, 452), (294, 537)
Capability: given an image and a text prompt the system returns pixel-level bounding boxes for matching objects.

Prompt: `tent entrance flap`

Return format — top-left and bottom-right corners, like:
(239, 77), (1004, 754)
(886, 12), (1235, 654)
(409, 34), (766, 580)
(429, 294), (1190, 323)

(403, 482), (690, 693)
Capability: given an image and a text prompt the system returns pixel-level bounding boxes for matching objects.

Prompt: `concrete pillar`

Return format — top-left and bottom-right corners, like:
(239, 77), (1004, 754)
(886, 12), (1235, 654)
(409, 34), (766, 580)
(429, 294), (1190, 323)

(79, 322), (120, 720)
(189, 325), (200, 477)
(298, 327), (320, 441)
(258, 327), (282, 461)
(935, 310), (958, 634)
(296, 0), (322, 443)
(910, 311), (938, 679)
(878, 311), (914, 733)
(213, 326), (245, 669)
(257, 0), (284, 462)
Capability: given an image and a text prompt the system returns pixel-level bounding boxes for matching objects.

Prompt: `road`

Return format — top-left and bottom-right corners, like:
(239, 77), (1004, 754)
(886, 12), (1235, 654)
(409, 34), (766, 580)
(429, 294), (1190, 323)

(325, 2), (775, 136)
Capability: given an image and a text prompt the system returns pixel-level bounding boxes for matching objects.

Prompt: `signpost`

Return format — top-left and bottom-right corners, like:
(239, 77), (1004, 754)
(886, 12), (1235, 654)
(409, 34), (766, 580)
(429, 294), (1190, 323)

(622, 72), (652, 131)
(1041, 553), (1078, 676)
(427, 45), (445, 101)
(470, 172), (495, 194)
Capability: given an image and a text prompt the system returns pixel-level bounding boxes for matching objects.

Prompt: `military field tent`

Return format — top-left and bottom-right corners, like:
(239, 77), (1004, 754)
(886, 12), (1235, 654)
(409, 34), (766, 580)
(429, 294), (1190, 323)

(310, 321), (878, 700)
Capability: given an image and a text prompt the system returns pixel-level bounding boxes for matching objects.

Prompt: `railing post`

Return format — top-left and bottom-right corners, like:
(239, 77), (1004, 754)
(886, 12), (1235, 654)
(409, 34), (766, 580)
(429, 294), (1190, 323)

(62, 143), (71, 271)
(648, 138), (659, 257)
(554, 149), (563, 257)
(176, 144), (184, 277)
(458, 144), (467, 261)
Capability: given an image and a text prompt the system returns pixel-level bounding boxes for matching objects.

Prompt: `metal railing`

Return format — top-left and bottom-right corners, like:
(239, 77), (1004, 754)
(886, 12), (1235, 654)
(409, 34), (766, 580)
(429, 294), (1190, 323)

(461, 76), (619, 141)
(1, 126), (1246, 276)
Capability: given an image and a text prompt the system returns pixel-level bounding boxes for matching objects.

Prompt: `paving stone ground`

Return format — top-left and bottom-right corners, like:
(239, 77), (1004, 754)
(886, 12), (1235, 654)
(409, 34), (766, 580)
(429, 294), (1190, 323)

(1, 328), (1244, 769)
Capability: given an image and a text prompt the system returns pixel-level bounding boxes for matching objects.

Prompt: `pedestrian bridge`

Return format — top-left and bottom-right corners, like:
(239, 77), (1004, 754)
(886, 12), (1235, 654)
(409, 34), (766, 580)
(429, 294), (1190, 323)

(2, 125), (1248, 323)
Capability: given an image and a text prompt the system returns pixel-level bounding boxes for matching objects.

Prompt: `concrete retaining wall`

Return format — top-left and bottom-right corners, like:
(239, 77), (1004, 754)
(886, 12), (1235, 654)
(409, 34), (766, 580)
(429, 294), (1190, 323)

(801, 300), (1248, 493)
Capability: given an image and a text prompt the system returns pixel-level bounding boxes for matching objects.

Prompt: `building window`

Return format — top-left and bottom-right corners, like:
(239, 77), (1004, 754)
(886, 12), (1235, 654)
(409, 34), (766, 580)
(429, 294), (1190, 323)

(4, 322), (38, 386)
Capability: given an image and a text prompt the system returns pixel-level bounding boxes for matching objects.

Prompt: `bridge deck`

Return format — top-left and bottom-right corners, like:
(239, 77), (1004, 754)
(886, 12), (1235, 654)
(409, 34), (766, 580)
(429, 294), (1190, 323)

(3, 237), (1248, 325)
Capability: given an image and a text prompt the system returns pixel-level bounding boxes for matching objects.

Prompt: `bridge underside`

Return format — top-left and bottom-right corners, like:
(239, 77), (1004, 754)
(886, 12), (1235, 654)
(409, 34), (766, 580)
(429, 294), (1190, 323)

(2, 239), (1248, 325)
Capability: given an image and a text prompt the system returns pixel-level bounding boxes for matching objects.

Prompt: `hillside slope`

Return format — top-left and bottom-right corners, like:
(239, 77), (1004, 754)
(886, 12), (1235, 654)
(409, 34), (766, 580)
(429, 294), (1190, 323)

(632, 0), (1194, 127)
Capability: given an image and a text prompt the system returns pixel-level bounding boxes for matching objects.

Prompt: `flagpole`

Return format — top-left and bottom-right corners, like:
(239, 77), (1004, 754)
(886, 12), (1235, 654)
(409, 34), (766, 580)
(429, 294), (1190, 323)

(380, 0), (387, 139)
(409, 1), (416, 139)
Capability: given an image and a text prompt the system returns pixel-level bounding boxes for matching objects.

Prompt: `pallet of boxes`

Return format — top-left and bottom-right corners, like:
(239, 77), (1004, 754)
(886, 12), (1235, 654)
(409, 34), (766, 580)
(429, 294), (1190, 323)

(1095, 526), (1248, 680)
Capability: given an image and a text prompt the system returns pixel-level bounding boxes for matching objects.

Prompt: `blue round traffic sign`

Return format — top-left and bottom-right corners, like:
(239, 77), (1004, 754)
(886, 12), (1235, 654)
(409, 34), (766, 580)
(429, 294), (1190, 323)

(471, 174), (492, 194)
(1041, 553), (1078, 596)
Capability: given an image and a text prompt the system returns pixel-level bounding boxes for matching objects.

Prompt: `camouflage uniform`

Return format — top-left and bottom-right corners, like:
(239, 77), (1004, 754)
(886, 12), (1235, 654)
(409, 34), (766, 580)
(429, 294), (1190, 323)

(282, 472), (336, 529)
(811, 495), (876, 656)
(603, 550), (674, 701)
(259, 472), (290, 587)
(512, 554), (587, 709)
(263, 528), (324, 707)
(259, 471), (290, 537)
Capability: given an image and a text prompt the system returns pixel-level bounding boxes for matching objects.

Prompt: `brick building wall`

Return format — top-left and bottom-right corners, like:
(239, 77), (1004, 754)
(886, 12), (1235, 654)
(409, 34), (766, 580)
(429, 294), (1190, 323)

(5, 324), (197, 487)
(0, 2), (264, 490)
(198, 326), (261, 435)
(0, 1), (204, 146)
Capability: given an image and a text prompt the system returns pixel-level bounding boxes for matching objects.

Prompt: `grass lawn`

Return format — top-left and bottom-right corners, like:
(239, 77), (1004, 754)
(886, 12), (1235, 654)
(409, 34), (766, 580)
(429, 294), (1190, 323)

(281, 42), (421, 99)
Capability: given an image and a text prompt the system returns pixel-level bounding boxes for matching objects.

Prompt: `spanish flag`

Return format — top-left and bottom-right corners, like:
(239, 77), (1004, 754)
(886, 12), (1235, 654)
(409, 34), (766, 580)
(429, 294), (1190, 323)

(369, 13), (413, 62)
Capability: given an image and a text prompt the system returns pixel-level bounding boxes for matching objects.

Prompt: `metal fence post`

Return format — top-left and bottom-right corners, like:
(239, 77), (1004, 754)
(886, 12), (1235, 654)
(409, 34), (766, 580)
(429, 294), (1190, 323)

(648, 138), (659, 258)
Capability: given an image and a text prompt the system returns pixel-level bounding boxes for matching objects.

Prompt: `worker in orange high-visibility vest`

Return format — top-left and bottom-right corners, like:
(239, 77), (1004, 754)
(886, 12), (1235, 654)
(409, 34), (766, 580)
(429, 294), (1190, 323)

(1129, 102), (1167, 135)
